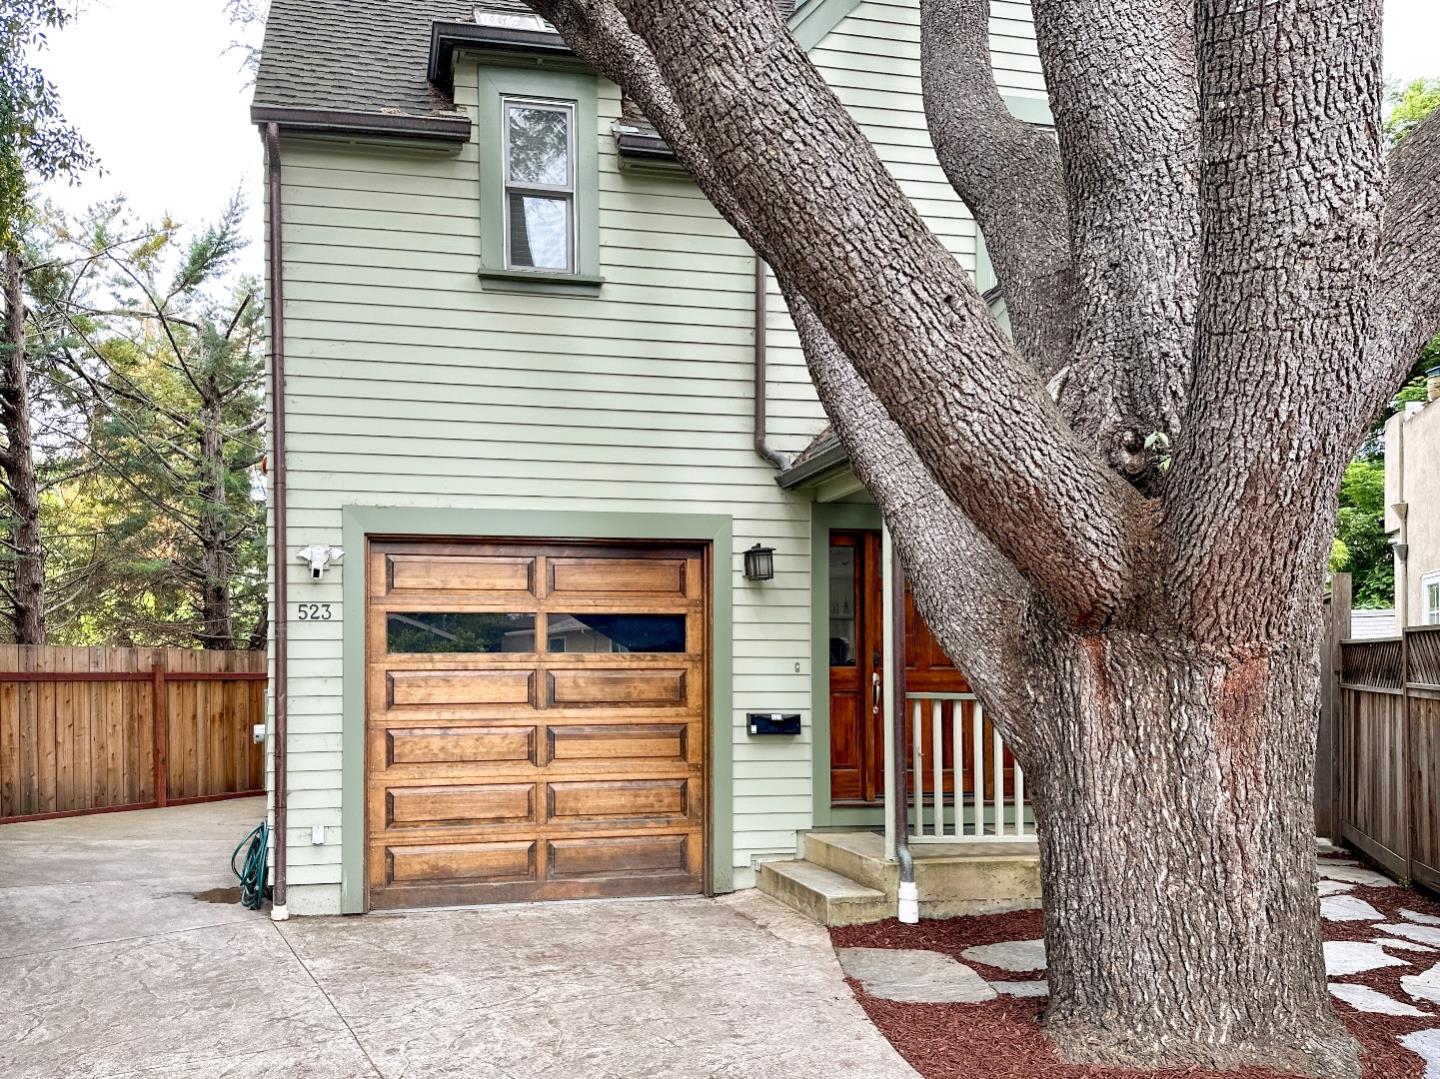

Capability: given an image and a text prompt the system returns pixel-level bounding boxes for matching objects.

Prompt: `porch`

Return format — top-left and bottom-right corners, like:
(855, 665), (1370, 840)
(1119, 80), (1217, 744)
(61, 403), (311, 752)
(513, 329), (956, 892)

(766, 446), (1040, 924)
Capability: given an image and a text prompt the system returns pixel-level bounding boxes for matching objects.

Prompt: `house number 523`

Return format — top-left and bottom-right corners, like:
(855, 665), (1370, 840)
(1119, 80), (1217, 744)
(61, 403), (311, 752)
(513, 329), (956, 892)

(295, 603), (333, 621)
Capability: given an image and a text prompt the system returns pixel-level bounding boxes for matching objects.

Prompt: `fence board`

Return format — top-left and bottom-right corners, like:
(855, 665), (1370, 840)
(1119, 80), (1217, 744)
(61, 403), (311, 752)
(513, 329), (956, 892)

(0, 646), (266, 823)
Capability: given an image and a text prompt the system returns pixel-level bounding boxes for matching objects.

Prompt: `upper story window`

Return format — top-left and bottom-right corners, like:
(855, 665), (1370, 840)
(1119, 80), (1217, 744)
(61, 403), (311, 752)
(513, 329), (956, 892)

(1424, 571), (1440, 626)
(503, 98), (576, 273)
(476, 65), (602, 296)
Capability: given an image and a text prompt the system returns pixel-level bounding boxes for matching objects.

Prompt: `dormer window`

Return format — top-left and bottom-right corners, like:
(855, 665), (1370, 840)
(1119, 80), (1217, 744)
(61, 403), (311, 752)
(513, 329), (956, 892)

(503, 98), (575, 273)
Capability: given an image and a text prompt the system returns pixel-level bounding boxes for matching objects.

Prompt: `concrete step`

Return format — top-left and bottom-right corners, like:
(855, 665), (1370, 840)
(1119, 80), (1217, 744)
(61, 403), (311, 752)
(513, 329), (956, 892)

(756, 859), (891, 927)
(803, 830), (1043, 920)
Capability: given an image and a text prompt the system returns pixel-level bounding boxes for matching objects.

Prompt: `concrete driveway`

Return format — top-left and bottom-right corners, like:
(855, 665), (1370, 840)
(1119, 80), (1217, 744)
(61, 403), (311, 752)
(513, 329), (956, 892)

(0, 800), (916, 1078)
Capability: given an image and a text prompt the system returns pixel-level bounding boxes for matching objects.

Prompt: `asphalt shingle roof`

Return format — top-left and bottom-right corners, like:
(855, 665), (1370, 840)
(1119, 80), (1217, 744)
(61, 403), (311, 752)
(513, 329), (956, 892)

(253, 1), (808, 134)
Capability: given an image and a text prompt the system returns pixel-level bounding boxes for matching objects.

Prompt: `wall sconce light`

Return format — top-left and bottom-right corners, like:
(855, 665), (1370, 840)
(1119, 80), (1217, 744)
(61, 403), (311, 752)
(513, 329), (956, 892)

(744, 543), (776, 582)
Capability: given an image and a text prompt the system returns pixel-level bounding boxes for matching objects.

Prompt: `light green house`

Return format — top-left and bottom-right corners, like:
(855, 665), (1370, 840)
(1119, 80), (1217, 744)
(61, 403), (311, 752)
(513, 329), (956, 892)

(251, 0), (1048, 921)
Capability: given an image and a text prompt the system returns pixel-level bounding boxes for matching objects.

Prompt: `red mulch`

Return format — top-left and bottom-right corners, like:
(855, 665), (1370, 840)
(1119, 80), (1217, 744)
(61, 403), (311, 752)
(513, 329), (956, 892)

(829, 858), (1440, 1079)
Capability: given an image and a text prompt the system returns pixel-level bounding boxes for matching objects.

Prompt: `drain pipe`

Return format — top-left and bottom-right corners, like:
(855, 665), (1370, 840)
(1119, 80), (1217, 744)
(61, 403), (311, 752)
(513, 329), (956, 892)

(265, 122), (290, 921)
(753, 257), (791, 472)
(889, 543), (918, 922)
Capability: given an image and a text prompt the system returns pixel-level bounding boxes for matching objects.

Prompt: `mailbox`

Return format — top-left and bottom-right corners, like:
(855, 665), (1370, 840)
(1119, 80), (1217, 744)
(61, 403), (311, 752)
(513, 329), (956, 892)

(747, 712), (802, 736)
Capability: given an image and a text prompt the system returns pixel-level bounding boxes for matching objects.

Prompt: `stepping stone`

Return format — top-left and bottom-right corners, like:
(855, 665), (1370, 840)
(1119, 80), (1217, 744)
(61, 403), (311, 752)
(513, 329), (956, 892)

(990, 980), (1049, 998)
(1379, 924), (1440, 948)
(961, 939), (1048, 973)
(1405, 910), (1440, 927)
(1318, 864), (1397, 887)
(1404, 963), (1440, 1005)
(1321, 895), (1386, 922)
(1318, 880), (1355, 896)
(1324, 941), (1409, 977)
(1378, 937), (1438, 953)
(1329, 982), (1430, 1016)
(836, 948), (998, 1004)
(1401, 1029), (1440, 1079)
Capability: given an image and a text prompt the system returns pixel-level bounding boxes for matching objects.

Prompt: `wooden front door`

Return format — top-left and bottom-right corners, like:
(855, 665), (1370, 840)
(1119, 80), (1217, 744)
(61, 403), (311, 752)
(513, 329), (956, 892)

(828, 530), (971, 806)
(365, 539), (708, 909)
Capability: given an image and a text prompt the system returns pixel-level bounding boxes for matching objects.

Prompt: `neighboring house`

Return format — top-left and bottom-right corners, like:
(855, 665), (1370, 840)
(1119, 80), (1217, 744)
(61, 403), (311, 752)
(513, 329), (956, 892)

(1350, 608), (1400, 640)
(1385, 369), (1440, 628)
(251, 0), (1048, 918)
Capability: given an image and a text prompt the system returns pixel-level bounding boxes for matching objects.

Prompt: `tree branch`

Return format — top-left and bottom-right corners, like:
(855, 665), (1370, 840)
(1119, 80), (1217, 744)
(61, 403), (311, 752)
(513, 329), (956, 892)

(538, 0), (1140, 627)
(1356, 109), (1440, 428)
(919, 0), (1073, 379)
(785, 286), (1034, 729)
(1028, 0), (1200, 456)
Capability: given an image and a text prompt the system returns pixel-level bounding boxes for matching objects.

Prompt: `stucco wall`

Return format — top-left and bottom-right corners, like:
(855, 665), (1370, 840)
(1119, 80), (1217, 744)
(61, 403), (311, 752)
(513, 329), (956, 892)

(1386, 397), (1440, 626)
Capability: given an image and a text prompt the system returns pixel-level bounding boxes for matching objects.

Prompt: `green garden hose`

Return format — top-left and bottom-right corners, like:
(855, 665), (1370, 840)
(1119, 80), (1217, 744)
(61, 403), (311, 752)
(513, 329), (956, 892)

(231, 821), (270, 911)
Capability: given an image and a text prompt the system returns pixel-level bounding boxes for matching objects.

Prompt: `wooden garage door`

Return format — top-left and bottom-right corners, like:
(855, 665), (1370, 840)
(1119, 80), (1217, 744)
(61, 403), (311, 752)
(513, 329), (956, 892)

(365, 540), (708, 909)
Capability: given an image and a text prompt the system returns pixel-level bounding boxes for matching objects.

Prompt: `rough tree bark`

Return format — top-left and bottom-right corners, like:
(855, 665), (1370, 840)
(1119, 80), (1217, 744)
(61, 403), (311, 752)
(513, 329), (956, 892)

(528, 0), (1440, 1074)
(0, 247), (45, 644)
(194, 385), (235, 651)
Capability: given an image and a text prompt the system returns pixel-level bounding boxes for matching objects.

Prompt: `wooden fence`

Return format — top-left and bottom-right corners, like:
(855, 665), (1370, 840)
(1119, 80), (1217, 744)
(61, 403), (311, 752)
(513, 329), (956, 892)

(1324, 578), (1440, 891)
(0, 646), (267, 823)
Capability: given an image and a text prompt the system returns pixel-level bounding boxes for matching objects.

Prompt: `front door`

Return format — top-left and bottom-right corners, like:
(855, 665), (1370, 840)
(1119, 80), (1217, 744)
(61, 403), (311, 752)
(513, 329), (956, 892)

(828, 530), (973, 806)
(365, 538), (708, 909)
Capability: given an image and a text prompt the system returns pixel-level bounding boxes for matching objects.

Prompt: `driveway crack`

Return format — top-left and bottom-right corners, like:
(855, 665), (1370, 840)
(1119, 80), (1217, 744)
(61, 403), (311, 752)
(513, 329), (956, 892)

(272, 922), (385, 1079)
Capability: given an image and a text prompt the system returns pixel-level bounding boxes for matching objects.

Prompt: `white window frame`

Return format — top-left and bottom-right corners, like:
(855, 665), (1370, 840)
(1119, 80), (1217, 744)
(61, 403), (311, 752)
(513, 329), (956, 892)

(1423, 570), (1440, 626)
(501, 96), (576, 274)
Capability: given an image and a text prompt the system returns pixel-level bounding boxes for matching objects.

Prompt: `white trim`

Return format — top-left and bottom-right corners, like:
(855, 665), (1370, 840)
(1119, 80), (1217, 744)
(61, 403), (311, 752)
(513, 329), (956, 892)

(1422, 570), (1440, 626)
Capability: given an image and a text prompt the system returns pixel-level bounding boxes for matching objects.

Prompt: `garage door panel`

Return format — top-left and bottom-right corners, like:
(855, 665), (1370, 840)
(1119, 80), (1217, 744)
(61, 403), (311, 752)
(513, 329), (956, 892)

(547, 723), (688, 764)
(387, 782), (536, 828)
(386, 554), (536, 597)
(387, 669), (536, 708)
(387, 725), (537, 766)
(387, 840), (537, 885)
(547, 778), (690, 823)
(547, 834), (689, 880)
(548, 557), (687, 599)
(547, 668), (688, 708)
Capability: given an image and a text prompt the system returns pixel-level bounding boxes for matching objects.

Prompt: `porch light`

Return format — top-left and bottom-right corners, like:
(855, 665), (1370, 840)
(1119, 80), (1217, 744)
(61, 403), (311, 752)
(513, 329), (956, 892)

(744, 543), (776, 582)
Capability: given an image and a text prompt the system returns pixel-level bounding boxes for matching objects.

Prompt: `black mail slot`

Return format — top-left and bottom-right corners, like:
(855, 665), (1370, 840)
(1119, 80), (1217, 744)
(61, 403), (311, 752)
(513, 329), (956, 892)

(747, 712), (802, 736)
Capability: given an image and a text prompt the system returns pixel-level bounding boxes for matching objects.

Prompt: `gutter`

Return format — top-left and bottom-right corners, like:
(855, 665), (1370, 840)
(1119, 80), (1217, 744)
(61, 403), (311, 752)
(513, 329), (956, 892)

(265, 123), (291, 921)
(753, 258), (792, 472)
(775, 440), (848, 489)
(428, 21), (573, 94)
(251, 105), (470, 143)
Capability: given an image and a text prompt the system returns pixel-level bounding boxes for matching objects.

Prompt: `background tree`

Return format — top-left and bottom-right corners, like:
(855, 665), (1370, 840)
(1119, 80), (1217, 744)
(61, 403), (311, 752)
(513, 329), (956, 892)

(40, 200), (266, 650)
(524, 1), (1440, 1074)
(0, 0), (93, 644)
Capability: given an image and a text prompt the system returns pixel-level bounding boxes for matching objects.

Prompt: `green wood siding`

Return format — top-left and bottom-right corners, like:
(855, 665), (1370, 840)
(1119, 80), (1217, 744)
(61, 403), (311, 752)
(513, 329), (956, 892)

(265, 0), (1043, 914)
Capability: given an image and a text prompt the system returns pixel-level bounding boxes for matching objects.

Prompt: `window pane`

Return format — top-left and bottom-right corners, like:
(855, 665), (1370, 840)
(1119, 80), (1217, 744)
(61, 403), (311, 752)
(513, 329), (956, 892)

(507, 104), (570, 186)
(508, 193), (570, 271)
(387, 612), (536, 653)
(548, 614), (686, 653)
(828, 545), (856, 667)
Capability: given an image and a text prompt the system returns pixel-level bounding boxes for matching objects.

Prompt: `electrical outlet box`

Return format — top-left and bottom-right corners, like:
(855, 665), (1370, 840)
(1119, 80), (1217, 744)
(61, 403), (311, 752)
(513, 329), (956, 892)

(252, 724), (266, 745)
(311, 824), (325, 846)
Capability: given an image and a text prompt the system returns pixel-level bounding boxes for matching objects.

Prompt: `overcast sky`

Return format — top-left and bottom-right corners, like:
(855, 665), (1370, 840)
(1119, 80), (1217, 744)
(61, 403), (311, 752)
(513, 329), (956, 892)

(36, 0), (1440, 281)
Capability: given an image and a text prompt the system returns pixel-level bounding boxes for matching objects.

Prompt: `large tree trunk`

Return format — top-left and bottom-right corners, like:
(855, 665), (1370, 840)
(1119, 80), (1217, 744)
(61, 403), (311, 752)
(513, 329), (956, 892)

(0, 247), (45, 645)
(1028, 607), (1353, 1075)
(194, 393), (234, 650)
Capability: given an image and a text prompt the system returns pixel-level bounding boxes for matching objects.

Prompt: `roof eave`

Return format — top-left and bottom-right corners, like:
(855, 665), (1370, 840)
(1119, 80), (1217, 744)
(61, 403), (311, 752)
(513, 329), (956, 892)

(251, 104), (472, 142)
(429, 21), (576, 94)
(776, 441), (850, 489)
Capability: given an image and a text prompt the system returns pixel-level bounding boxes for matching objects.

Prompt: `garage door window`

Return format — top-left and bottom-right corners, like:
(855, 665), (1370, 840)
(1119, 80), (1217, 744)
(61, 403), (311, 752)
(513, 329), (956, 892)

(386, 612), (537, 653)
(548, 613), (686, 653)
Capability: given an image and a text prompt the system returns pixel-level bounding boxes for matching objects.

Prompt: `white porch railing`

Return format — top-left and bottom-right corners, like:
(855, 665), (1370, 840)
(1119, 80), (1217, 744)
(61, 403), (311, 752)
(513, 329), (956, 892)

(907, 692), (1031, 842)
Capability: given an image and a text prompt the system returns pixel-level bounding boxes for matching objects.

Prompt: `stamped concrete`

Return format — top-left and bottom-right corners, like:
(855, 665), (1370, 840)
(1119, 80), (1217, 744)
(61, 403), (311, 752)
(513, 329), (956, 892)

(0, 802), (918, 1079)
(836, 947), (996, 1004)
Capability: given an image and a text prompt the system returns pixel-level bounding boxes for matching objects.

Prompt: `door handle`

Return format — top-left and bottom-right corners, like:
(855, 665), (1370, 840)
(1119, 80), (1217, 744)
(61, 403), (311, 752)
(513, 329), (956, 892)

(872, 672), (882, 714)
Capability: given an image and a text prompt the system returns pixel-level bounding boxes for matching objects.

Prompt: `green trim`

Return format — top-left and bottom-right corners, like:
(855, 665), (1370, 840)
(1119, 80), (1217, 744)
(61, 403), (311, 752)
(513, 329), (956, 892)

(340, 506), (735, 914)
(809, 501), (885, 830)
(475, 64), (601, 293)
(1002, 93), (1054, 126)
(789, 0), (863, 51)
(478, 268), (605, 297)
